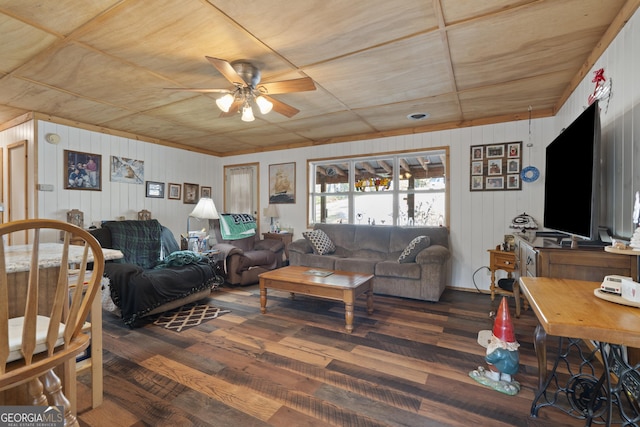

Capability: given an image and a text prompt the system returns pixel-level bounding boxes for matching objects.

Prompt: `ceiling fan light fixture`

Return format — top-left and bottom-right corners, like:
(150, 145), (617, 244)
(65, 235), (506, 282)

(256, 96), (273, 114)
(241, 105), (255, 122)
(216, 93), (234, 112)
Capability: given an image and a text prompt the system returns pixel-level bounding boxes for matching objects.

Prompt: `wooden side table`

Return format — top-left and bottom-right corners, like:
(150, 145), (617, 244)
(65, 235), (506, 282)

(488, 248), (525, 317)
(262, 232), (293, 261)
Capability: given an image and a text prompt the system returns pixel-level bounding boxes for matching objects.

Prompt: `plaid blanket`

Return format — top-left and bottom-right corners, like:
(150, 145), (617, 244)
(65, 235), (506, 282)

(103, 219), (162, 269)
(219, 213), (256, 240)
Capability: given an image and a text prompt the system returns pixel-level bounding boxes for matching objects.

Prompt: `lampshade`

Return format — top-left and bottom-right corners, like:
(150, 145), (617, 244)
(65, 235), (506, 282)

(264, 204), (279, 218)
(215, 93), (234, 112)
(256, 96), (273, 114)
(189, 197), (219, 219)
(241, 105), (255, 122)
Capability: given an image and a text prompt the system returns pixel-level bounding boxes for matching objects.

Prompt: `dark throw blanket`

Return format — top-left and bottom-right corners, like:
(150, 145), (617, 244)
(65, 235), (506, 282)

(105, 260), (214, 327)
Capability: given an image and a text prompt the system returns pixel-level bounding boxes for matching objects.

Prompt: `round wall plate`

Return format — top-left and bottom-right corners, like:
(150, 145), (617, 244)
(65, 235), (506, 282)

(45, 133), (60, 144)
(521, 166), (540, 183)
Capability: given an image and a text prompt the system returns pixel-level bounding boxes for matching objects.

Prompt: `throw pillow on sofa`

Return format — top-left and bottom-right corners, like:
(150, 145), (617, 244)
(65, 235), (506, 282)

(398, 235), (430, 263)
(303, 229), (336, 255)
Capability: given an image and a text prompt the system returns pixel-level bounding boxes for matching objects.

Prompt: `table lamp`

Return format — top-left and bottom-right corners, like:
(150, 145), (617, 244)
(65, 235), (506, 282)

(188, 197), (220, 250)
(263, 204), (279, 232)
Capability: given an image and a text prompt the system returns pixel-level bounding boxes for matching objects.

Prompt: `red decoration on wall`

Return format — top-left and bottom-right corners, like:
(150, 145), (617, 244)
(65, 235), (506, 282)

(588, 68), (611, 108)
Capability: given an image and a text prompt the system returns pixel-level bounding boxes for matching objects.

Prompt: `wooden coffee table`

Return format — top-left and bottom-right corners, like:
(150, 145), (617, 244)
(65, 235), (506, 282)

(259, 265), (374, 333)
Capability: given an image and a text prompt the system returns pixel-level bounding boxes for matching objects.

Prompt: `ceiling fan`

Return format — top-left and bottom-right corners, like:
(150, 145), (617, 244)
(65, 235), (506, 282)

(166, 56), (316, 121)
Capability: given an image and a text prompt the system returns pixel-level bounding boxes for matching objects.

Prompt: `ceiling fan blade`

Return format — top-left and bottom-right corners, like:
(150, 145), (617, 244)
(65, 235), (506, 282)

(264, 95), (300, 118)
(163, 87), (231, 93)
(257, 77), (316, 95)
(206, 56), (246, 86)
(219, 99), (242, 118)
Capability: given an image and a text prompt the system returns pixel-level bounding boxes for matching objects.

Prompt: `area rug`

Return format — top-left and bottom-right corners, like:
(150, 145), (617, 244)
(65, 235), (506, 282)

(152, 303), (230, 332)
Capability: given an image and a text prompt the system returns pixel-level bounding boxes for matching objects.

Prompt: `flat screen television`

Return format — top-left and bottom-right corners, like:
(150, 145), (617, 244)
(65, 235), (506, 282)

(543, 100), (602, 243)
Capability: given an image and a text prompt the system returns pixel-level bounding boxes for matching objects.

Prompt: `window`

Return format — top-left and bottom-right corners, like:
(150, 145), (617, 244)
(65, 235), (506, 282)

(308, 148), (448, 227)
(224, 163), (258, 215)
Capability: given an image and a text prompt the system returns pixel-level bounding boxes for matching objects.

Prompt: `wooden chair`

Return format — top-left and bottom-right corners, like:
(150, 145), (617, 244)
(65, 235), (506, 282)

(0, 219), (105, 426)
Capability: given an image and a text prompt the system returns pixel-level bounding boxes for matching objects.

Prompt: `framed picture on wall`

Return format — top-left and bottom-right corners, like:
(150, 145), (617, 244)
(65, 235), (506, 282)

(110, 156), (144, 184)
(269, 162), (295, 204)
(183, 182), (199, 204)
(64, 150), (102, 190)
(168, 183), (181, 200)
(145, 181), (164, 198)
(201, 186), (212, 198)
(469, 142), (522, 191)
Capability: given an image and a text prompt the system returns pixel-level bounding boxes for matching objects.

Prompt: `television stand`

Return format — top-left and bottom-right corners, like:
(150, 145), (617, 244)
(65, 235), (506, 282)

(514, 234), (637, 280)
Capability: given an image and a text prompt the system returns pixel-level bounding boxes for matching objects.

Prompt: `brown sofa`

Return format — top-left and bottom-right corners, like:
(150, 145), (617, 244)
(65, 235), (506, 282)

(288, 223), (450, 301)
(211, 218), (284, 285)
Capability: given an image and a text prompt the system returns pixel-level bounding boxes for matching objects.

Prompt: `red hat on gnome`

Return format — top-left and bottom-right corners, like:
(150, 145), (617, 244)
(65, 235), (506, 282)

(493, 296), (516, 343)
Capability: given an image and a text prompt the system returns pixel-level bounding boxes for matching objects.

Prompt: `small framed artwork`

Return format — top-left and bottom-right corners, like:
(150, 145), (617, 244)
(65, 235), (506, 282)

(508, 143), (520, 158)
(486, 177), (504, 189)
(110, 156), (144, 184)
(64, 150), (102, 190)
(486, 144), (505, 158)
(201, 186), (212, 198)
(471, 176), (483, 190)
(471, 161), (483, 175)
(507, 174), (520, 189)
(145, 181), (164, 198)
(471, 147), (483, 160)
(507, 159), (520, 173)
(503, 234), (516, 251)
(183, 182), (199, 204)
(487, 159), (502, 175)
(168, 183), (181, 200)
(269, 162), (295, 204)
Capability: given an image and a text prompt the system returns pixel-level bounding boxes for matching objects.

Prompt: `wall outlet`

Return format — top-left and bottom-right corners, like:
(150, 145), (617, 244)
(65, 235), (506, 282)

(37, 184), (54, 191)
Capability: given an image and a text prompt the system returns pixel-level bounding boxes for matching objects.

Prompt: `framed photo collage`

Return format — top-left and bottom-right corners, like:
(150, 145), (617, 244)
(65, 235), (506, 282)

(470, 141), (523, 191)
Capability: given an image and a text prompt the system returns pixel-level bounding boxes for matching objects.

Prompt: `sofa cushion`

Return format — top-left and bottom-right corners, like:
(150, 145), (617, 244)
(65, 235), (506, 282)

(398, 236), (431, 263)
(334, 258), (377, 274)
(303, 229), (336, 255)
(314, 224), (356, 251)
(375, 260), (421, 279)
(236, 250), (277, 273)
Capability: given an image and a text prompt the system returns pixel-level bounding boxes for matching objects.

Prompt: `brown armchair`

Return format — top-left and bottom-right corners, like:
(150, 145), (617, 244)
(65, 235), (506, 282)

(211, 219), (284, 285)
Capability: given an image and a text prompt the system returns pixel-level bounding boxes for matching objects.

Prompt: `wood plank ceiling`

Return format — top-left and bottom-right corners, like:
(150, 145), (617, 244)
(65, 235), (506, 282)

(0, 0), (637, 156)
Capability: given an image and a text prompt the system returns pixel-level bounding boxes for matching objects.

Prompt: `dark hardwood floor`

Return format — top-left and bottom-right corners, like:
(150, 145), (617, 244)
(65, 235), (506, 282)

(76, 285), (584, 427)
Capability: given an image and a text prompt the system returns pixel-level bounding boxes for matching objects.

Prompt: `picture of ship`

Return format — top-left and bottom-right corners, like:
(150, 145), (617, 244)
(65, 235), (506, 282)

(269, 163), (295, 204)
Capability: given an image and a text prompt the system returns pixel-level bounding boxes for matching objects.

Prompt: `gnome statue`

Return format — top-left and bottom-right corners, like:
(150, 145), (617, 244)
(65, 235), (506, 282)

(469, 296), (521, 395)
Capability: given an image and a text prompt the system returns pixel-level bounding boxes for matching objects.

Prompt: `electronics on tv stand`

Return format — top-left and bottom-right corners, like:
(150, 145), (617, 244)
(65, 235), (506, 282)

(560, 238), (608, 248)
(536, 227), (611, 248)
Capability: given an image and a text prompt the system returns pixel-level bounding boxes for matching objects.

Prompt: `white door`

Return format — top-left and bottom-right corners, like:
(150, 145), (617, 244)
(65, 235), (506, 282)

(8, 140), (28, 244)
